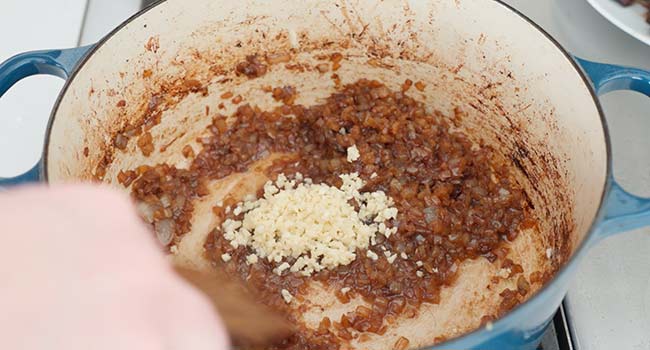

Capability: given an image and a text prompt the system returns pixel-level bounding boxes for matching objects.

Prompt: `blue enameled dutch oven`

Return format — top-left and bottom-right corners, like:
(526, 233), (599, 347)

(1, 0), (649, 349)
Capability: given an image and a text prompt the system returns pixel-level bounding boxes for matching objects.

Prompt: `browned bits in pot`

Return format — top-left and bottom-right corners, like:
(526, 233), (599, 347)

(94, 145), (119, 181)
(83, 147), (89, 157)
(319, 317), (331, 332)
(367, 58), (382, 67)
(114, 133), (129, 150)
(480, 314), (496, 326)
(218, 102), (225, 110)
(330, 52), (343, 71)
(143, 111), (162, 131)
(142, 69), (152, 78)
(220, 91), (234, 99)
(331, 73), (341, 87)
(414, 81), (426, 91)
(121, 79), (534, 349)
(519, 216), (537, 230)
(116, 99), (126, 107)
(502, 258), (524, 277)
(130, 165), (197, 244)
(231, 95), (243, 104)
(285, 63), (307, 72)
(393, 336), (410, 350)
(144, 36), (159, 53)
(137, 132), (154, 156)
(343, 305), (385, 333)
(235, 55), (268, 78)
(450, 64), (464, 74)
(337, 327), (353, 341)
(135, 165), (151, 175)
(335, 288), (351, 304)
(529, 271), (543, 284)
(183, 79), (207, 95)
(271, 86), (298, 105)
(516, 275), (531, 296)
(94, 164), (107, 180)
(124, 124), (143, 138)
(212, 115), (228, 134)
(182, 145), (195, 159)
(316, 63), (330, 73)
(205, 105), (210, 116)
(117, 170), (137, 187)
(498, 288), (521, 316)
(433, 336), (447, 344)
(266, 53), (291, 65)
(358, 333), (372, 343)
(402, 79), (413, 92)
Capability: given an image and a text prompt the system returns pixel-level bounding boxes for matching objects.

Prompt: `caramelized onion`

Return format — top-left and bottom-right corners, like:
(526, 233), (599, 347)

(120, 78), (534, 349)
(135, 201), (155, 223)
(154, 218), (175, 246)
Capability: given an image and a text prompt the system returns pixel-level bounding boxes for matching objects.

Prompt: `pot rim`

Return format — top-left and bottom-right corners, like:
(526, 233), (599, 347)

(41, 0), (613, 347)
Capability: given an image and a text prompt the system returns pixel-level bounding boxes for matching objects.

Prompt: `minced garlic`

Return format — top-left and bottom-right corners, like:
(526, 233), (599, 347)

(281, 289), (293, 303)
(274, 262), (291, 275)
(221, 172), (398, 276)
(366, 250), (379, 261)
(347, 145), (360, 162)
(246, 254), (259, 265)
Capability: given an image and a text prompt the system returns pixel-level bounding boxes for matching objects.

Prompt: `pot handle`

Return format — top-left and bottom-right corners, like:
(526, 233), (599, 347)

(575, 57), (650, 239)
(0, 45), (93, 187)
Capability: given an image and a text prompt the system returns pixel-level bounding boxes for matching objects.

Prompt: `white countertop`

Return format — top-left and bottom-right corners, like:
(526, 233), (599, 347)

(0, 0), (648, 348)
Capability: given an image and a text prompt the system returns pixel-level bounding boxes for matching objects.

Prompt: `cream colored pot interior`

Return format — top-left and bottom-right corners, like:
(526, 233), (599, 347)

(46, 0), (607, 347)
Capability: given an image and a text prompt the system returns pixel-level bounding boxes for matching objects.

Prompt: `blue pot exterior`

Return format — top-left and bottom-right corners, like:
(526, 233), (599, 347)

(2, 2), (650, 350)
(0, 45), (92, 186)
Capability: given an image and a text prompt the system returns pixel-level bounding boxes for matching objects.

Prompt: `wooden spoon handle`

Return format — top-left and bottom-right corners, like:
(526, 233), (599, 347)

(174, 266), (293, 346)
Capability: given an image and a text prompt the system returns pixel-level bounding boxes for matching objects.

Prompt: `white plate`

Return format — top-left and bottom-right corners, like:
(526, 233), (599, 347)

(586, 0), (650, 45)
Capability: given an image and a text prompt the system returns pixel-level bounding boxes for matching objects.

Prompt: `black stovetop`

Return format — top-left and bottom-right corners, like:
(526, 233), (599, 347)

(538, 303), (574, 350)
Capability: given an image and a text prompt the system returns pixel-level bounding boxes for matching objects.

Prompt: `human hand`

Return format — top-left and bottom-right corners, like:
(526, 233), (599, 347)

(0, 185), (229, 350)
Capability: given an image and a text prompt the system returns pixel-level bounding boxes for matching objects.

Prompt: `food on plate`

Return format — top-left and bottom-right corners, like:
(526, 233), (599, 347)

(616, 0), (650, 23)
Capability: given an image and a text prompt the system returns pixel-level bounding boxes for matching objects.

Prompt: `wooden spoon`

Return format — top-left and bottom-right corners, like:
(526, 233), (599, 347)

(174, 266), (293, 346)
